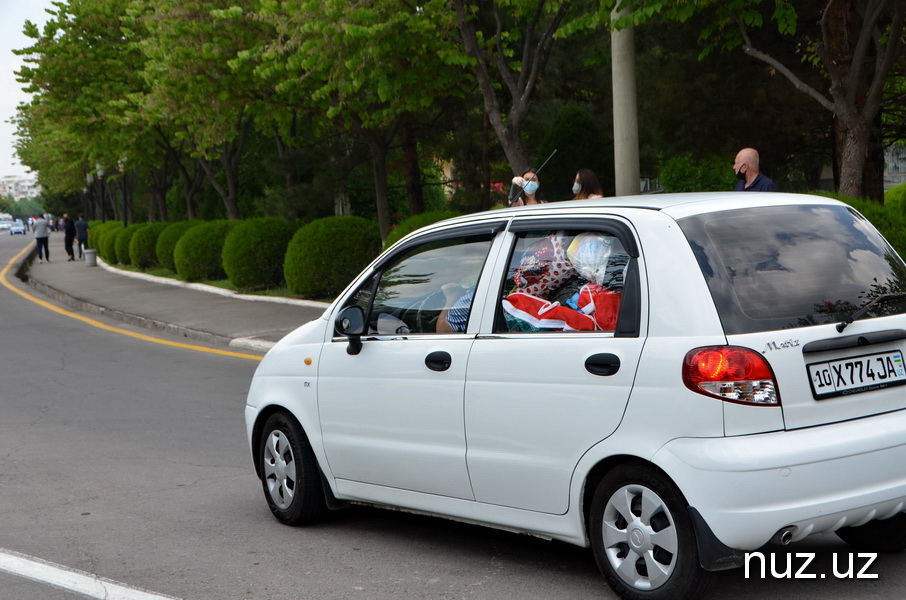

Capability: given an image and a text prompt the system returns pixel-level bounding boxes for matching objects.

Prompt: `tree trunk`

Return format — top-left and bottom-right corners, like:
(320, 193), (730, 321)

(452, 0), (567, 176)
(334, 186), (351, 217)
(197, 117), (251, 220)
(480, 111), (491, 211)
(365, 134), (392, 242)
(837, 119), (870, 199)
(400, 114), (424, 216)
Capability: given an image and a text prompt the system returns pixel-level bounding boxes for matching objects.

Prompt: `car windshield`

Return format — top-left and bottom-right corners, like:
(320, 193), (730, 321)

(679, 204), (906, 334)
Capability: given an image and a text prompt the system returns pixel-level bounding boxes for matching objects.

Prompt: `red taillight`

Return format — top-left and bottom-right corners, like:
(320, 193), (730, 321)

(683, 346), (779, 405)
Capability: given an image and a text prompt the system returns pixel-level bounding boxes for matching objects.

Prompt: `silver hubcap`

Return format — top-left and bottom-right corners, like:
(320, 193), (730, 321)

(602, 484), (679, 590)
(263, 430), (297, 510)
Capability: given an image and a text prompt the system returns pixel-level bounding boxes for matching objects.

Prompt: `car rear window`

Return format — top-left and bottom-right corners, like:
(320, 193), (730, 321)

(678, 204), (906, 335)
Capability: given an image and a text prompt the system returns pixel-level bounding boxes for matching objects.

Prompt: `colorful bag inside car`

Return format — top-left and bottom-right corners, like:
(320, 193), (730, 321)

(512, 232), (575, 297)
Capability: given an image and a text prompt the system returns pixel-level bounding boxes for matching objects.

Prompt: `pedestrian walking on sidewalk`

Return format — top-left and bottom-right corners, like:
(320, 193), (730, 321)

(75, 215), (90, 259)
(33, 214), (50, 263)
(63, 213), (77, 261)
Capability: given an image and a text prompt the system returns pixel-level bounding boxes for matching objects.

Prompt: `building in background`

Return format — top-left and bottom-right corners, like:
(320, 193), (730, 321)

(0, 175), (41, 201)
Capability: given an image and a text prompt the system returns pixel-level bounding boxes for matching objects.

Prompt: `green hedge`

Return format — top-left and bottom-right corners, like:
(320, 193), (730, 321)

(114, 223), (147, 266)
(383, 210), (461, 249)
(129, 222), (171, 270)
(886, 182), (906, 216)
(156, 220), (203, 271)
(284, 216), (381, 299)
(658, 153), (736, 193)
(173, 220), (237, 282)
(96, 222), (123, 262)
(222, 217), (296, 291)
(86, 220), (104, 249)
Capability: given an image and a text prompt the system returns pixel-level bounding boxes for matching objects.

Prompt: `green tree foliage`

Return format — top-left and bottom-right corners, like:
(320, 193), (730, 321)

(9, 0), (903, 224)
(173, 219), (237, 281)
(14, 0), (149, 197)
(222, 217), (296, 291)
(241, 0), (470, 240)
(614, 0), (905, 200)
(284, 216), (381, 299)
(539, 104), (614, 200)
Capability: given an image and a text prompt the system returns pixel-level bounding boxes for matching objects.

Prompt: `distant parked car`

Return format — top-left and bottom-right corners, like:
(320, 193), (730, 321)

(9, 222), (26, 235)
(0, 222), (11, 230)
(245, 193), (906, 600)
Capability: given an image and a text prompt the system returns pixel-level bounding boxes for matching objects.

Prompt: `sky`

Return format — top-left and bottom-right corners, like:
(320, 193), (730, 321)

(1, 0), (55, 178)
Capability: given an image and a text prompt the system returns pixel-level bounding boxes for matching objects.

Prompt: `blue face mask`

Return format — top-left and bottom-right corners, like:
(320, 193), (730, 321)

(523, 181), (539, 195)
(572, 182), (581, 195)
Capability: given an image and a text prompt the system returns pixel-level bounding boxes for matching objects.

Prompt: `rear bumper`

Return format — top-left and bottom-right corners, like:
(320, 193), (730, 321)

(654, 408), (906, 550)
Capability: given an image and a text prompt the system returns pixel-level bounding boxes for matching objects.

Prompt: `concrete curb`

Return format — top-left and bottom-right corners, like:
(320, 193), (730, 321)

(94, 258), (331, 310)
(18, 248), (328, 353)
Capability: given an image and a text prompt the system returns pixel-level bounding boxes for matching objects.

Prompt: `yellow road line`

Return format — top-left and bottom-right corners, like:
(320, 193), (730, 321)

(1, 244), (262, 362)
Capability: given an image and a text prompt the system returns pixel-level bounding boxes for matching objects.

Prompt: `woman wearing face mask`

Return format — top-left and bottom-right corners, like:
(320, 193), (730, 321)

(571, 168), (604, 200)
(509, 170), (546, 206)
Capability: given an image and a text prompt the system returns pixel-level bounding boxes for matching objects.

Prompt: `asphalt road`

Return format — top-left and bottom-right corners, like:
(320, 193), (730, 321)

(1, 233), (905, 599)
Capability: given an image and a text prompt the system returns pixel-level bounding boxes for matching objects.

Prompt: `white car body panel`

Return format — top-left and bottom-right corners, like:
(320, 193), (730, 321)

(246, 193), (906, 561)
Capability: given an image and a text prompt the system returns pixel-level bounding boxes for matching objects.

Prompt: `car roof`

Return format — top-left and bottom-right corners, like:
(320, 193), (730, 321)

(417, 192), (846, 234)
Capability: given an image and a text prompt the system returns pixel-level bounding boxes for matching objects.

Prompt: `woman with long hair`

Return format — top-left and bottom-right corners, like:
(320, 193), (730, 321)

(571, 169), (603, 200)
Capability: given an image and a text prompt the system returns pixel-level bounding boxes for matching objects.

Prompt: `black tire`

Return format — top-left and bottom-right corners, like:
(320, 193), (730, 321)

(258, 412), (327, 525)
(590, 464), (716, 600)
(836, 512), (906, 553)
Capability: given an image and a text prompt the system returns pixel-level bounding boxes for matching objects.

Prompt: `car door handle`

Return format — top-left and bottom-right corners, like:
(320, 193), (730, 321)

(425, 351), (452, 372)
(585, 353), (620, 376)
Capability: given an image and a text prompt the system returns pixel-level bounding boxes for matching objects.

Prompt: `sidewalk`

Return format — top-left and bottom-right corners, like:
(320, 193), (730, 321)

(18, 234), (330, 352)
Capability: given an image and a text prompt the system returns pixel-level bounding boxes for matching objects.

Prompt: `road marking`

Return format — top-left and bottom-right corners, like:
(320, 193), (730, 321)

(0, 548), (182, 600)
(1, 244), (262, 362)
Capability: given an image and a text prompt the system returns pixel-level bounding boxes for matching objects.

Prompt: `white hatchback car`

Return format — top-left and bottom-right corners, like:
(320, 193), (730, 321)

(245, 193), (906, 599)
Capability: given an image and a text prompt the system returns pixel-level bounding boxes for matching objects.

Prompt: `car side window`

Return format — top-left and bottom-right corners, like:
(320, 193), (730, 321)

(495, 229), (630, 333)
(354, 235), (494, 335)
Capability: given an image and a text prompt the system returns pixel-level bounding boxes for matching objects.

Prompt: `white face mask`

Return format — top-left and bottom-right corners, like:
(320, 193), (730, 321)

(572, 182), (581, 195)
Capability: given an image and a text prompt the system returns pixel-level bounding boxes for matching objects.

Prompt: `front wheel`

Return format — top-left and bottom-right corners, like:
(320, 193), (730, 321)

(258, 413), (327, 525)
(836, 512), (906, 552)
(590, 465), (716, 600)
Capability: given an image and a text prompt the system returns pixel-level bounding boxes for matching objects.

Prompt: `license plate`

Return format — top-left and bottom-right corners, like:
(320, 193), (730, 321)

(808, 350), (906, 399)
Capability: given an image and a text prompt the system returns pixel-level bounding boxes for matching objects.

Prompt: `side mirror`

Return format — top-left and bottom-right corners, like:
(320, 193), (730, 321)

(335, 306), (365, 355)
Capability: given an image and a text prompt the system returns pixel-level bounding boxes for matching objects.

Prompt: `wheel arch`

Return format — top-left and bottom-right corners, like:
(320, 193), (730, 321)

(251, 404), (345, 511)
(581, 454), (669, 534)
(580, 454), (741, 572)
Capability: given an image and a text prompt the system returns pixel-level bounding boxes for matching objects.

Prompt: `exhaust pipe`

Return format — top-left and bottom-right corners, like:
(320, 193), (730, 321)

(771, 526), (795, 545)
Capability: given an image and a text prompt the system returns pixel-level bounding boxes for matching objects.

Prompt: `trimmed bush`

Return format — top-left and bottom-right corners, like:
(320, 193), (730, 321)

(97, 223), (123, 262)
(156, 220), (203, 271)
(223, 217), (296, 291)
(658, 153), (736, 193)
(383, 210), (461, 249)
(886, 182), (906, 216)
(285, 216), (381, 299)
(173, 220), (237, 282)
(115, 223), (148, 266)
(86, 220), (104, 249)
(129, 222), (171, 270)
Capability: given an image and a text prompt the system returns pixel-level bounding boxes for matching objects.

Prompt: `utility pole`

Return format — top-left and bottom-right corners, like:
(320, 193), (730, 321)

(611, 8), (640, 197)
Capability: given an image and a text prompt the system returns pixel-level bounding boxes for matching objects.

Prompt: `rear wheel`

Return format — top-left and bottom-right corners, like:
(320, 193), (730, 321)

(590, 465), (715, 600)
(836, 512), (906, 552)
(259, 413), (327, 525)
